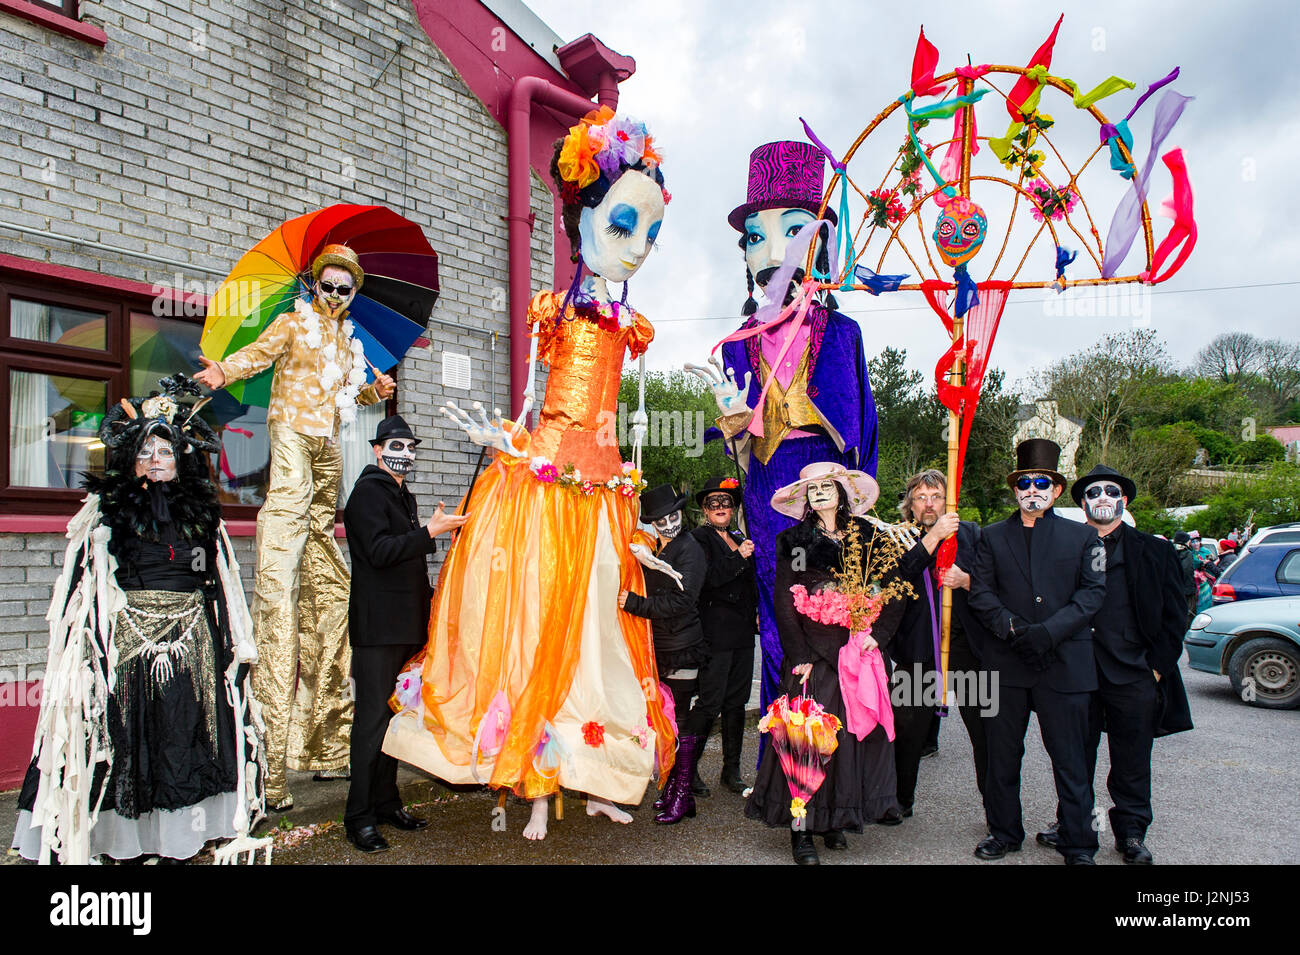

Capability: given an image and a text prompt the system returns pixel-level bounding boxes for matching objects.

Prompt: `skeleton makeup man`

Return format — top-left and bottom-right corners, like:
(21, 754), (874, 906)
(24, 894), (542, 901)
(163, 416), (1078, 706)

(314, 263), (358, 321)
(135, 431), (178, 483)
(1081, 481), (1125, 524)
(1014, 474), (1059, 514)
(1005, 439), (1067, 520)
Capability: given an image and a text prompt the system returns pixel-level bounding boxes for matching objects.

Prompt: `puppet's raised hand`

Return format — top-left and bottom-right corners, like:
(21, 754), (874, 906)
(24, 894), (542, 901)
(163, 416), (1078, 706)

(684, 356), (751, 417)
(629, 543), (684, 590)
(442, 401), (526, 459)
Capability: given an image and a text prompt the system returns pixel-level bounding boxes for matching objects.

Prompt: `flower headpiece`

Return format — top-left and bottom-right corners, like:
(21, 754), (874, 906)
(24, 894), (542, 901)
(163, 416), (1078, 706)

(100, 372), (221, 460)
(557, 106), (665, 201)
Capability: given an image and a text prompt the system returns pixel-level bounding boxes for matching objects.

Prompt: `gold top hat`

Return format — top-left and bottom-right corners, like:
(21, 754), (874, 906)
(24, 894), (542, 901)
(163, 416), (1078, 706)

(311, 243), (364, 289)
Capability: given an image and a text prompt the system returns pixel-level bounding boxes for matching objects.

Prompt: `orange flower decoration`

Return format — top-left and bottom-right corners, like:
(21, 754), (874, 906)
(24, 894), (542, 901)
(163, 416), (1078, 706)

(581, 720), (605, 747)
(720, 478), (739, 489)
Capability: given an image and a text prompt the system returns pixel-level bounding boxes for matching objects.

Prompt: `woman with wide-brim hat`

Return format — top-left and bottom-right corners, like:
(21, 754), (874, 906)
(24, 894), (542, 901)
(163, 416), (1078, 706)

(687, 476), (758, 794)
(744, 462), (905, 865)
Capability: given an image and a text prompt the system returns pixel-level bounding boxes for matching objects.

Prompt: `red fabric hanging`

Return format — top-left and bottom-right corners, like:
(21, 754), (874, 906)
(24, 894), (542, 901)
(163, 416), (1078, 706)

(1005, 14), (1064, 120)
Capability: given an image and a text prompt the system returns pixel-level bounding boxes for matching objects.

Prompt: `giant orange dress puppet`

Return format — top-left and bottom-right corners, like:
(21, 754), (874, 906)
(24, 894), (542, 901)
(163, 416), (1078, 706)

(383, 109), (677, 839)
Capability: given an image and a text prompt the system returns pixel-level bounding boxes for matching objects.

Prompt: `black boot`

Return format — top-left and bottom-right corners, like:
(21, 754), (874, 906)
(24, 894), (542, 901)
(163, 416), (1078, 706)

(690, 768), (711, 798)
(720, 708), (747, 793)
(791, 830), (820, 866)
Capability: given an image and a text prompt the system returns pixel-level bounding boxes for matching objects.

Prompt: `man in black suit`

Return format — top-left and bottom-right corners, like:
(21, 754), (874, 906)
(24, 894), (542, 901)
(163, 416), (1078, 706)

(1037, 464), (1193, 864)
(891, 469), (994, 814)
(342, 414), (467, 853)
(968, 439), (1107, 864)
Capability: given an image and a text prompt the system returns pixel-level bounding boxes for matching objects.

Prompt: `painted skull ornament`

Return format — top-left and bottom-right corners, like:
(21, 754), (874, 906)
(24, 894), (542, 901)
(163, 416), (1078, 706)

(932, 195), (988, 268)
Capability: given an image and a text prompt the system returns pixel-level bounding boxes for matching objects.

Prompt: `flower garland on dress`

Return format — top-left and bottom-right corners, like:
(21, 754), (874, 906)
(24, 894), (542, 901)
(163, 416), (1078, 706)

(528, 458), (645, 497)
(296, 297), (367, 425)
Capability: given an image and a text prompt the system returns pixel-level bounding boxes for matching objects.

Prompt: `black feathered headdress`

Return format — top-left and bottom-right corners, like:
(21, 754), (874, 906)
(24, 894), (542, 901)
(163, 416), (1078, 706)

(99, 372), (221, 464)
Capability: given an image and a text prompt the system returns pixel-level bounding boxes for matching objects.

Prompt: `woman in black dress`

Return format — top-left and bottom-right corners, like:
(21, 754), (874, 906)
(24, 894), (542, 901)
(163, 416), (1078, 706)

(744, 462), (904, 865)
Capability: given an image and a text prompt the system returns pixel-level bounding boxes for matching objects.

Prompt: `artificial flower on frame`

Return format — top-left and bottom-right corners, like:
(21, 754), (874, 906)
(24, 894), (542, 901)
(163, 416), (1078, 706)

(582, 720), (605, 747)
(867, 189), (907, 228)
(1027, 178), (1078, 222)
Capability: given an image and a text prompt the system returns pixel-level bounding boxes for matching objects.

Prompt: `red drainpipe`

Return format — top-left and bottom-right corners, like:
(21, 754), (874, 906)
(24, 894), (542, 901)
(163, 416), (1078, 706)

(505, 76), (620, 419)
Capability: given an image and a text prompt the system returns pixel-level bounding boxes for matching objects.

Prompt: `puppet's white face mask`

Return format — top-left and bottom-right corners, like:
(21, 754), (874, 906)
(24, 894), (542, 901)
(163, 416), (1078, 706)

(1014, 474), (1057, 513)
(579, 171), (665, 283)
(135, 434), (177, 483)
(1082, 481), (1125, 524)
(652, 510), (683, 540)
(380, 438), (416, 476)
(314, 265), (357, 320)
(806, 478), (840, 512)
(743, 208), (818, 285)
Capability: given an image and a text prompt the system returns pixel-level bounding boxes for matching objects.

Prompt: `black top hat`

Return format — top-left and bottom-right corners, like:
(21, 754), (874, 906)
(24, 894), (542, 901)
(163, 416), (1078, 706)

(1070, 463), (1137, 506)
(640, 483), (688, 521)
(695, 475), (743, 509)
(371, 414), (420, 446)
(1006, 438), (1066, 488)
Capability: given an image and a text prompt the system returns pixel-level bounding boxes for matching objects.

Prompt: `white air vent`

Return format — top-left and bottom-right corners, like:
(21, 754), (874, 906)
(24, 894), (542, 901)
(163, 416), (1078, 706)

(442, 351), (471, 391)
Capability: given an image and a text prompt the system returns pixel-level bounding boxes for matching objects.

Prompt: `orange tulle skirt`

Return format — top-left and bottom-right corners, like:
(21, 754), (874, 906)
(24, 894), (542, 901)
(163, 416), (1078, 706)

(382, 450), (676, 801)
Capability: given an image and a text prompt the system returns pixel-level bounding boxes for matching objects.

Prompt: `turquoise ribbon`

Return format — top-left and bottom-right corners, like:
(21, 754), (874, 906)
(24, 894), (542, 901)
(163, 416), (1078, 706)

(1106, 120), (1136, 179)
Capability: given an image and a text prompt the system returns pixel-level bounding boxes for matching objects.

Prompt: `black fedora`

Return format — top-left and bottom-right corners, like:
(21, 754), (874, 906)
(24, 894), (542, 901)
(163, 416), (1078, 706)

(695, 476), (743, 509)
(1006, 438), (1066, 488)
(370, 414), (420, 447)
(1070, 464), (1137, 506)
(640, 483), (688, 521)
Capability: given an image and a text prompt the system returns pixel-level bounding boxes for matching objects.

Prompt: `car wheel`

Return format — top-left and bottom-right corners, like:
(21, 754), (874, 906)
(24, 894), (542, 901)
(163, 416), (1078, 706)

(1228, 637), (1300, 709)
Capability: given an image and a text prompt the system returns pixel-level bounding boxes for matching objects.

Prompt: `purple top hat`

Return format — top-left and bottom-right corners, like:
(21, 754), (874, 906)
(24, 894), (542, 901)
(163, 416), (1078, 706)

(727, 140), (838, 233)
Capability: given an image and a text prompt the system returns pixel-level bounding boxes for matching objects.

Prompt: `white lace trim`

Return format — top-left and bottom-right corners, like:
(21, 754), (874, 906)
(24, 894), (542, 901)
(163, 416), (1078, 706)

(295, 298), (365, 425)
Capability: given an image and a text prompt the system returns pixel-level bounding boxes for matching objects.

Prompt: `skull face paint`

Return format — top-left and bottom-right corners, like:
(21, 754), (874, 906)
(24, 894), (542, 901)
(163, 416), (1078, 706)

(135, 434), (177, 483)
(314, 264), (357, 320)
(807, 478), (840, 512)
(380, 438), (416, 476)
(932, 196), (988, 268)
(1082, 481), (1125, 524)
(1014, 473), (1057, 514)
(651, 510), (683, 540)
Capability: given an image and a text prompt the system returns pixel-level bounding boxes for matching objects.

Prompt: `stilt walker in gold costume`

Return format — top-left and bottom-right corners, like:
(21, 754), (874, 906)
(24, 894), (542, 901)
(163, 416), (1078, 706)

(196, 245), (395, 810)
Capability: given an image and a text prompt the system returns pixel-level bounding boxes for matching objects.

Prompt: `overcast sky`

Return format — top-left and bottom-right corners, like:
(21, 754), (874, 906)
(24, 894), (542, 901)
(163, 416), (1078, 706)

(523, 0), (1300, 393)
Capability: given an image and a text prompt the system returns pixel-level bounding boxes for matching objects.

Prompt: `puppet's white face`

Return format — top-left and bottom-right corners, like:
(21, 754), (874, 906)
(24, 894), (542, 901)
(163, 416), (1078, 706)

(743, 208), (818, 282)
(377, 438), (416, 476)
(1014, 473), (1059, 514)
(807, 478), (840, 512)
(1082, 481), (1126, 525)
(579, 171), (664, 282)
(135, 434), (177, 483)
(652, 510), (683, 540)
(314, 265), (357, 319)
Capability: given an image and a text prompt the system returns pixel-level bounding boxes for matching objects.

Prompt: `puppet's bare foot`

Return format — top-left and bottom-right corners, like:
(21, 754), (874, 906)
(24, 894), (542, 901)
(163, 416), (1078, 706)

(586, 797), (632, 824)
(523, 797), (549, 840)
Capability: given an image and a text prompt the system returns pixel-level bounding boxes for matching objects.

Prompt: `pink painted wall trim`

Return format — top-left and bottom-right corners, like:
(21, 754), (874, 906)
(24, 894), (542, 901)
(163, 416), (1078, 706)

(0, 681), (40, 791)
(0, 0), (107, 47)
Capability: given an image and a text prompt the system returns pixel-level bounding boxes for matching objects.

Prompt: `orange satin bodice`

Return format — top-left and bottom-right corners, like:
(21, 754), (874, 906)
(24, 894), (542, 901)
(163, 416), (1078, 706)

(527, 290), (654, 482)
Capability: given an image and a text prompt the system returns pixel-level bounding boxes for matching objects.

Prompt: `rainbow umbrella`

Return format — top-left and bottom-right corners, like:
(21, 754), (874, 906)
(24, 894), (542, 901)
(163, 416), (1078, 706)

(200, 204), (439, 407)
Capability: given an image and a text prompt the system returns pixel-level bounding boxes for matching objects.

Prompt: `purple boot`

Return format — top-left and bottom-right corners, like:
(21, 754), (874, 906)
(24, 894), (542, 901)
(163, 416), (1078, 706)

(655, 735), (704, 824)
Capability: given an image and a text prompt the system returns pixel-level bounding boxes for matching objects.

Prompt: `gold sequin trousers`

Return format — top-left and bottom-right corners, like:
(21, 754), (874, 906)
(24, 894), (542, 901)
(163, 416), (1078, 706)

(251, 420), (353, 802)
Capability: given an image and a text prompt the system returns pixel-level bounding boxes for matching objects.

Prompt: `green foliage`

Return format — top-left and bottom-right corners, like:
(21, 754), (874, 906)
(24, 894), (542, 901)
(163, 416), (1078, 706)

(1237, 434), (1286, 465)
(1130, 376), (1258, 436)
(616, 370), (731, 522)
(1196, 462), (1300, 536)
(960, 368), (1022, 524)
(1128, 497), (1183, 537)
(867, 345), (945, 508)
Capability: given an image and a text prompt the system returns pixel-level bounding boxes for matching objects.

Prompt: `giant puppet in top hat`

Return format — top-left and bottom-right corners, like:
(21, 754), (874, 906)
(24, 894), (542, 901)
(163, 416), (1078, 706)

(1006, 438), (1067, 488)
(727, 141), (838, 232)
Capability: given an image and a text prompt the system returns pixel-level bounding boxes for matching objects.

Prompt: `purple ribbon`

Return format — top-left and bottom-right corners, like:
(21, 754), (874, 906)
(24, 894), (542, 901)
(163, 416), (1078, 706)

(1099, 66), (1181, 143)
(800, 116), (845, 172)
(924, 566), (941, 679)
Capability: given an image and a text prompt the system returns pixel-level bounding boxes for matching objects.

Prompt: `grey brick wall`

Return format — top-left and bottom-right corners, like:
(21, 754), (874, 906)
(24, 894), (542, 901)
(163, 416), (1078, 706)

(0, 0), (556, 675)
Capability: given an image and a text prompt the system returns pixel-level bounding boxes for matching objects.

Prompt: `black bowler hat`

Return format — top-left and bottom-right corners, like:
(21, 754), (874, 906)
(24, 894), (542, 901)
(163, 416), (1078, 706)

(695, 475), (743, 509)
(1070, 463), (1137, 506)
(640, 483), (688, 521)
(370, 414), (421, 447)
(1006, 438), (1066, 488)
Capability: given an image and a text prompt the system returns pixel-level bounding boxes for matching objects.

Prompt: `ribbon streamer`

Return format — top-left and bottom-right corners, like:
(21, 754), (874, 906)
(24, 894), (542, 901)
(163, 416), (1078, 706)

(1140, 148), (1196, 284)
(853, 264), (910, 295)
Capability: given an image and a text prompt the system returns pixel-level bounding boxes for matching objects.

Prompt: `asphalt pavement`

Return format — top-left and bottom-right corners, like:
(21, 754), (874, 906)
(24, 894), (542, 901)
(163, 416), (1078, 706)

(4, 660), (1296, 865)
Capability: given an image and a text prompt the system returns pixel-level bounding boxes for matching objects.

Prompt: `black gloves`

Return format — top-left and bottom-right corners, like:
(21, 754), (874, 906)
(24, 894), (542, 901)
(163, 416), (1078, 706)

(1011, 623), (1053, 669)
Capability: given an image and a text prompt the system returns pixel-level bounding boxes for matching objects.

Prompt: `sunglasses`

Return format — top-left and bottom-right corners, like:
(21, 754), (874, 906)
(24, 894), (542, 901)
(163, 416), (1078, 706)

(318, 281), (353, 296)
(1085, 484), (1123, 500)
(703, 497), (734, 510)
(1015, 476), (1053, 491)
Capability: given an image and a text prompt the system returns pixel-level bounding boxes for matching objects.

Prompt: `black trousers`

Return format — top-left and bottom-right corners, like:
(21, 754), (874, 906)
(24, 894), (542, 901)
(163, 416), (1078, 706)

(1087, 673), (1158, 841)
(985, 683), (1097, 858)
(345, 642), (421, 829)
(892, 697), (936, 809)
(662, 674), (700, 737)
(685, 644), (754, 738)
(948, 633), (990, 797)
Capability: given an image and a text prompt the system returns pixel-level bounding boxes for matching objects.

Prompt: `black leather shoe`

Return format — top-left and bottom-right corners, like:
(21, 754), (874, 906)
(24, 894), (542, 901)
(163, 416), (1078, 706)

(1036, 822), (1060, 848)
(1117, 837), (1153, 865)
(720, 767), (748, 794)
(876, 807), (904, 826)
(791, 831), (820, 866)
(690, 770), (711, 798)
(377, 807), (429, 831)
(900, 803), (914, 818)
(823, 830), (848, 850)
(920, 743), (939, 759)
(974, 835), (1021, 860)
(1064, 853), (1096, 865)
(346, 825), (390, 853)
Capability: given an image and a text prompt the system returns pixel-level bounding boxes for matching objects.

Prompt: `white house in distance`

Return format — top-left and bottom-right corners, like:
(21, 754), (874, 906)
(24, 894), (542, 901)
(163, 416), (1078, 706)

(1013, 400), (1084, 479)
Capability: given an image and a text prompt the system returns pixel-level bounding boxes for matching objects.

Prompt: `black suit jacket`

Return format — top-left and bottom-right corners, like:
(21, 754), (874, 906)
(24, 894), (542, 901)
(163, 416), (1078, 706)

(343, 465), (436, 647)
(690, 524), (758, 651)
(969, 509), (1106, 692)
(1113, 522), (1194, 736)
(623, 532), (707, 662)
(893, 520), (992, 669)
